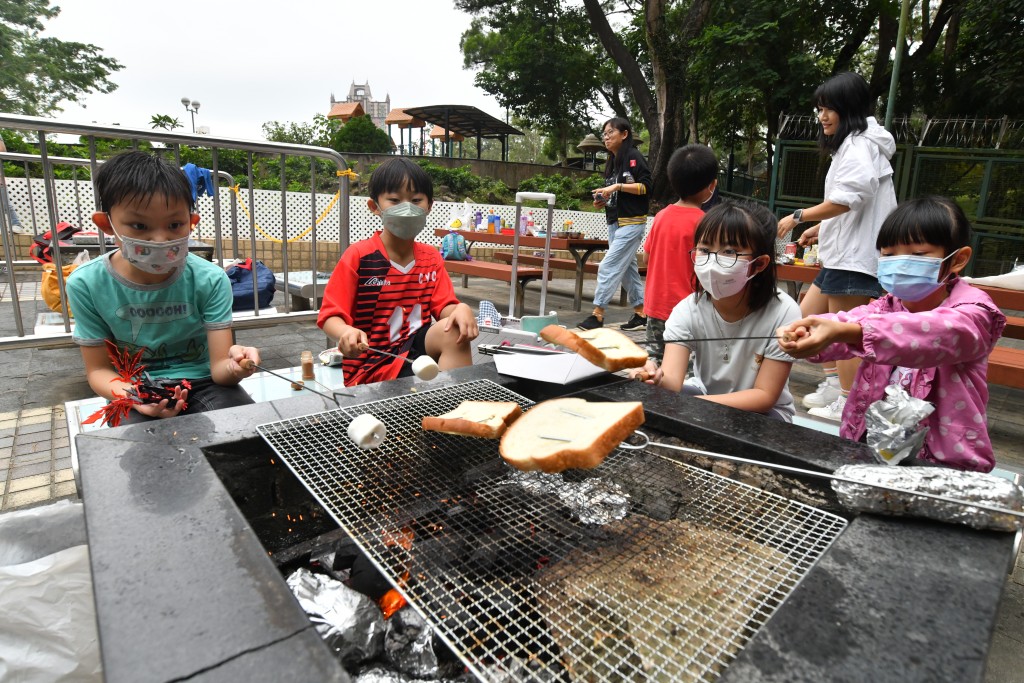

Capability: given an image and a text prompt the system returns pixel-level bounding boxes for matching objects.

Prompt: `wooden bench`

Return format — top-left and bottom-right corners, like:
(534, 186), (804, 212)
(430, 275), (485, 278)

(988, 347), (1024, 389)
(491, 251), (647, 307)
(443, 259), (551, 317)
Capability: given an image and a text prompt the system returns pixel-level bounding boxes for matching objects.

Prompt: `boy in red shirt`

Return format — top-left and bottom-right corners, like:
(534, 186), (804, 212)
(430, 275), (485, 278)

(643, 145), (719, 358)
(317, 158), (478, 386)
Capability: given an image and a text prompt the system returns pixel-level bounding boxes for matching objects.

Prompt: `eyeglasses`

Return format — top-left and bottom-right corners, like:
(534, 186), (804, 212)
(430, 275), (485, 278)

(689, 247), (752, 268)
(601, 131), (617, 139)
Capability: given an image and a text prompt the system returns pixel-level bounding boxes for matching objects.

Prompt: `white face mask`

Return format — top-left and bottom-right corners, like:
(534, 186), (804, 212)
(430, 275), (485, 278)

(380, 202), (427, 240)
(109, 216), (190, 274)
(694, 257), (754, 300)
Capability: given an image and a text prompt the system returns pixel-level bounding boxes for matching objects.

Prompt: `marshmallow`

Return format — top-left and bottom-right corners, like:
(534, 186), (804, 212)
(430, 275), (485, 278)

(411, 356), (440, 381)
(347, 413), (387, 449)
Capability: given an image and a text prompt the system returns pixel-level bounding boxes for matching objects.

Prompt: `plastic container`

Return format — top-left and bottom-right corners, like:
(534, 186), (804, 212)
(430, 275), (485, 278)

(300, 350), (315, 380)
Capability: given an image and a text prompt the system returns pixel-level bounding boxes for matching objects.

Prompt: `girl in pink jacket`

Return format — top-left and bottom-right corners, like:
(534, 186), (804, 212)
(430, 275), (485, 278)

(778, 197), (1006, 472)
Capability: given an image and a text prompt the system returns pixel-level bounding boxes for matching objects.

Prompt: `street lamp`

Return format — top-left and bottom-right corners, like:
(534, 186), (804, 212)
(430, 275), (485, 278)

(180, 97), (201, 133)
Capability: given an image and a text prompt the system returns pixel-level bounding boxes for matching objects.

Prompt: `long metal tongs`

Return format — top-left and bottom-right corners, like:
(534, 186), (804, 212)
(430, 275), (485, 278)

(619, 432), (1024, 530)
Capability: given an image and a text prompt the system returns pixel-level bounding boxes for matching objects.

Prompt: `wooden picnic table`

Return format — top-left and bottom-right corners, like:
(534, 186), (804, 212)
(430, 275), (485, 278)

(434, 229), (609, 311)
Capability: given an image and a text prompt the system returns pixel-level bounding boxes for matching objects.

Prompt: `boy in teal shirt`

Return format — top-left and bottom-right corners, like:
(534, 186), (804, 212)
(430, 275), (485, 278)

(66, 151), (260, 423)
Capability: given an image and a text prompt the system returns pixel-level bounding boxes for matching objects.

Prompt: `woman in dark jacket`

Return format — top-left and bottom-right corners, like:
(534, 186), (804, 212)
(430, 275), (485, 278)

(579, 117), (652, 330)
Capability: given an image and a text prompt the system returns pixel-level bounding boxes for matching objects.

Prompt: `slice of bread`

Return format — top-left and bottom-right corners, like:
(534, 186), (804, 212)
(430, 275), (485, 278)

(499, 398), (645, 473)
(539, 325), (648, 372)
(422, 400), (523, 439)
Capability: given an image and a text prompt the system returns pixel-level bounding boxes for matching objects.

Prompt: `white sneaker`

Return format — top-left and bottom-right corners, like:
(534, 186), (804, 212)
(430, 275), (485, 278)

(11, 224), (32, 235)
(808, 394), (846, 421)
(802, 377), (841, 408)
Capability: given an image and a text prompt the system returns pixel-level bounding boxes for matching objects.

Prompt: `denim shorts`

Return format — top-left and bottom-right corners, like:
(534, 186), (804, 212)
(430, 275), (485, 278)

(813, 267), (884, 298)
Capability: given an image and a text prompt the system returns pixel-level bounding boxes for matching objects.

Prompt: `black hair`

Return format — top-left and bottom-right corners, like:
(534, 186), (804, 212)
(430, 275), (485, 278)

(368, 158), (433, 203)
(876, 196), (972, 258)
(94, 151), (194, 213)
(667, 144), (718, 200)
(693, 200), (779, 312)
(601, 116), (636, 177)
(814, 71), (872, 153)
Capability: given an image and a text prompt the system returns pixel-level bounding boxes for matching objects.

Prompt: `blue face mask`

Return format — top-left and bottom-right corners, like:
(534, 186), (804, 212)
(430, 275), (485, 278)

(877, 250), (959, 302)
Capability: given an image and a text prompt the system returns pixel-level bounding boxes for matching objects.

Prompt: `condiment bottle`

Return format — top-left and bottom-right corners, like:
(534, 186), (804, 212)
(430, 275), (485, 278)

(300, 350), (315, 380)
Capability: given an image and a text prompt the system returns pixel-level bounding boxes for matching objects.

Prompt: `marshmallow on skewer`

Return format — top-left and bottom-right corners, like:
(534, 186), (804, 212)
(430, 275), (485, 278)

(347, 413), (387, 449)
(411, 356), (440, 381)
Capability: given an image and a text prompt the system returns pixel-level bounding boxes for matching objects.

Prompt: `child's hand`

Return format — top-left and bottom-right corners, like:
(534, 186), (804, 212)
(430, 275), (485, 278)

(134, 385), (188, 419)
(629, 359), (662, 385)
(444, 303), (479, 344)
(229, 345), (260, 378)
(338, 328), (369, 357)
(777, 317), (847, 358)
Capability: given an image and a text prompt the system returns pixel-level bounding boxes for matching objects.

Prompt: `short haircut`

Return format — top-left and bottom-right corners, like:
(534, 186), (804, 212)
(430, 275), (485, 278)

(876, 196), (972, 256)
(693, 200), (779, 312)
(814, 71), (872, 153)
(94, 151), (194, 213)
(667, 144), (718, 199)
(368, 158), (433, 203)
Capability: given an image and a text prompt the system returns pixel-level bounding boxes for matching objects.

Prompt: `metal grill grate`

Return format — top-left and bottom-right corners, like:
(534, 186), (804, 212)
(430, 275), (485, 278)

(257, 380), (847, 682)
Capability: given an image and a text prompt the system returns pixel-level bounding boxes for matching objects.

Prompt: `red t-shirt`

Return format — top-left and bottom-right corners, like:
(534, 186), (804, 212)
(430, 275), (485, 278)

(643, 204), (704, 321)
(317, 232), (458, 386)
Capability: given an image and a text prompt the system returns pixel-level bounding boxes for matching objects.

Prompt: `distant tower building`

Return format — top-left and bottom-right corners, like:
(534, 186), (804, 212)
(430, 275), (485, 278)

(329, 82), (390, 130)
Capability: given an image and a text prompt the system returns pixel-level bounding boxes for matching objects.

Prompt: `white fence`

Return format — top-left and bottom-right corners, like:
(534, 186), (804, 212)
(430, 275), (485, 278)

(4, 178), (652, 247)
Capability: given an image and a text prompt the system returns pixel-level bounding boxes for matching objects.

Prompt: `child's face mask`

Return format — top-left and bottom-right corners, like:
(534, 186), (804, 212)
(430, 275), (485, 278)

(108, 215), (190, 274)
(380, 202), (427, 240)
(694, 255), (754, 300)
(877, 249), (959, 302)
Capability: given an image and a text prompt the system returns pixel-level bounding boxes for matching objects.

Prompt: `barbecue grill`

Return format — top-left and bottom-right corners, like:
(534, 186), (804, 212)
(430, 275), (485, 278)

(258, 379), (847, 681)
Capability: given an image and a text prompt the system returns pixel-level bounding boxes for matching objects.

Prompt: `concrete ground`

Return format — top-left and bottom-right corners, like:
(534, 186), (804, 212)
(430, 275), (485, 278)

(1, 272), (1021, 681)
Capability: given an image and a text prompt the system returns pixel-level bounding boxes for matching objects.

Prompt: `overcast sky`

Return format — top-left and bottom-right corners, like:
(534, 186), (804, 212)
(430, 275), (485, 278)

(43, 0), (501, 142)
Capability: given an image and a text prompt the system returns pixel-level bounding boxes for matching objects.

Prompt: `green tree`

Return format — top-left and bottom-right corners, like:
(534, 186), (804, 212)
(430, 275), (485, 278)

(331, 115), (393, 154)
(150, 114), (181, 131)
(460, 0), (603, 164)
(0, 0), (122, 115)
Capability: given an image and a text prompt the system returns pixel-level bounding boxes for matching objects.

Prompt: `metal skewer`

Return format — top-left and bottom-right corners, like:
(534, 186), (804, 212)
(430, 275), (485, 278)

(360, 344), (413, 365)
(239, 359), (353, 403)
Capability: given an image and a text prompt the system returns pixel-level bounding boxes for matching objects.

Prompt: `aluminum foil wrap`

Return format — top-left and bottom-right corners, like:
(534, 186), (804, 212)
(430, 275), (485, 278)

(286, 567), (385, 666)
(865, 385), (935, 465)
(832, 464), (1024, 531)
(504, 470), (631, 525)
(384, 605), (445, 678)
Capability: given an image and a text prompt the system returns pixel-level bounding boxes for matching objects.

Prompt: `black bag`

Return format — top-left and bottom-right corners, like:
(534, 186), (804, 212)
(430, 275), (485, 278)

(225, 258), (275, 311)
(30, 222), (80, 264)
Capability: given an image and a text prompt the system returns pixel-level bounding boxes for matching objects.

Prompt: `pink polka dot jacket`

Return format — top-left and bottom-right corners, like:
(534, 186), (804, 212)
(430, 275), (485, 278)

(809, 278), (1007, 472)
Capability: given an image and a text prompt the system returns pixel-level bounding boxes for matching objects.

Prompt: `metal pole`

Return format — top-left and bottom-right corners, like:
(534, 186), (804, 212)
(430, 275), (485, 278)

(885, 0), (913, 129)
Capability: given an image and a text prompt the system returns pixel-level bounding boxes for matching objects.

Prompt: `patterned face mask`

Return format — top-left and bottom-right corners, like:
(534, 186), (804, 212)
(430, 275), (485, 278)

(109, 215), (190, 274)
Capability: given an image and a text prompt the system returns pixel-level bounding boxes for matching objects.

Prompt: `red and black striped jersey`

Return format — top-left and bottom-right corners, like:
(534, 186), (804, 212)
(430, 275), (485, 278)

(317, 232), (458, 386)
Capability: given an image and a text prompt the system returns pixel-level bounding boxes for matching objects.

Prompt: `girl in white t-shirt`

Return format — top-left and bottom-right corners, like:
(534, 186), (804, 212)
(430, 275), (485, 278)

(633, 201), (802, 421)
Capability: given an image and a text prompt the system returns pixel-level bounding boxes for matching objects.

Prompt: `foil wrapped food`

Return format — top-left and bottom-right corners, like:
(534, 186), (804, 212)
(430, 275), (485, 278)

(286, 567), (385, 666)
(832, 464), (1024, 531)
(504, 470), (630, 525)
(865, 385), (935, 465)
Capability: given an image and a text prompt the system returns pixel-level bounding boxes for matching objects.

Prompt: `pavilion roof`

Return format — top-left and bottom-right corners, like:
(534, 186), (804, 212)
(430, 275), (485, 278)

(402, 104), (522, 139)
(384, 108), (426, 128)
(327, 102), (365, 121)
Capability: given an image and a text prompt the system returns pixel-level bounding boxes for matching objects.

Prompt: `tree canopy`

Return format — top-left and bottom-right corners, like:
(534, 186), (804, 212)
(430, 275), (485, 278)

(0, 0), (122, 116)
(459, 0), (1024, 202)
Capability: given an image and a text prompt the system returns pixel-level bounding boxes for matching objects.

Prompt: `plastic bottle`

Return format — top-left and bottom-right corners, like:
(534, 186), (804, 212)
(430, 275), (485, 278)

(519, 215), (528, 235)
(527, 211), (535, 235)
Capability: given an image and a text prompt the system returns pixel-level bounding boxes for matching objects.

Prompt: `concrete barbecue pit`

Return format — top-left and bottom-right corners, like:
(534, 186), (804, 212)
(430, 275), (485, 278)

(76, 364), (1018, 683)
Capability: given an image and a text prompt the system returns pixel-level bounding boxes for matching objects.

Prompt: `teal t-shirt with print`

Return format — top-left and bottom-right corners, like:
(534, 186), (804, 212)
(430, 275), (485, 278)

(66, 252), (234, 379)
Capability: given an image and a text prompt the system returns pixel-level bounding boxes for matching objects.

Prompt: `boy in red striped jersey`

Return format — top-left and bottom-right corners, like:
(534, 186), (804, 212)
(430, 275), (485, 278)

(318, 158), (478, 386)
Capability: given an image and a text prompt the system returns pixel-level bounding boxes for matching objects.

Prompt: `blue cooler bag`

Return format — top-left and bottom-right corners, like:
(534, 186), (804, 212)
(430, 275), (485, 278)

(226, 258), (276, 311)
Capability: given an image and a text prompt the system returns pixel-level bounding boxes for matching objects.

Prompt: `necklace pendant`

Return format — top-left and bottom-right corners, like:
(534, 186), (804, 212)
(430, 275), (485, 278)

(723, 347), (730, 362)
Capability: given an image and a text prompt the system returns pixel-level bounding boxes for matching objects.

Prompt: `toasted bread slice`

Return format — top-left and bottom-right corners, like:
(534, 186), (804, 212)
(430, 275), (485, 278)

(422, 400), (523, 439)
(539, 325), (648, 372)
(499, 398), (645, 473)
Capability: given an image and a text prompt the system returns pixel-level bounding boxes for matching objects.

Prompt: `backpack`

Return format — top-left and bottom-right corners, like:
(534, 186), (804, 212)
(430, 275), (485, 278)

(30, 222), (81, 264)
(440, 230), (470, 261)
(225, 258), (276, 311)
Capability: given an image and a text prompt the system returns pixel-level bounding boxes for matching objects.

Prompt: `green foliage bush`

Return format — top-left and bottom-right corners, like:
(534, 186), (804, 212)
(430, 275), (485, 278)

(518, 172), (603, 210)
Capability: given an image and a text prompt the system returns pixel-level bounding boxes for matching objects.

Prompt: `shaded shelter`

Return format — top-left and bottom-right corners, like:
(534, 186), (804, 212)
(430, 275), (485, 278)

(428, 126), (465, 158)
(326, 102), (366, 123)
(402, 104), (522, 160)
(577, 133), (607, 171)
(385, 108), (427, 155)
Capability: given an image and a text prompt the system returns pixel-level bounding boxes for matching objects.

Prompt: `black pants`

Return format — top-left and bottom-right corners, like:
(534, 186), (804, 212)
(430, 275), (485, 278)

(120, 377), (254, 424)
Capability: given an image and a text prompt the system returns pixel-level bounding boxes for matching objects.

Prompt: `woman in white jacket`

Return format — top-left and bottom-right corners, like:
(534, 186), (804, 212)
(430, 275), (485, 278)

(777, 72), (897, 421)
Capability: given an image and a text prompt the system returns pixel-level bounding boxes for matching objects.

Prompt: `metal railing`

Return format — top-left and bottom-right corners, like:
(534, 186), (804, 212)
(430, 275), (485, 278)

(0, 113), (352, 349)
